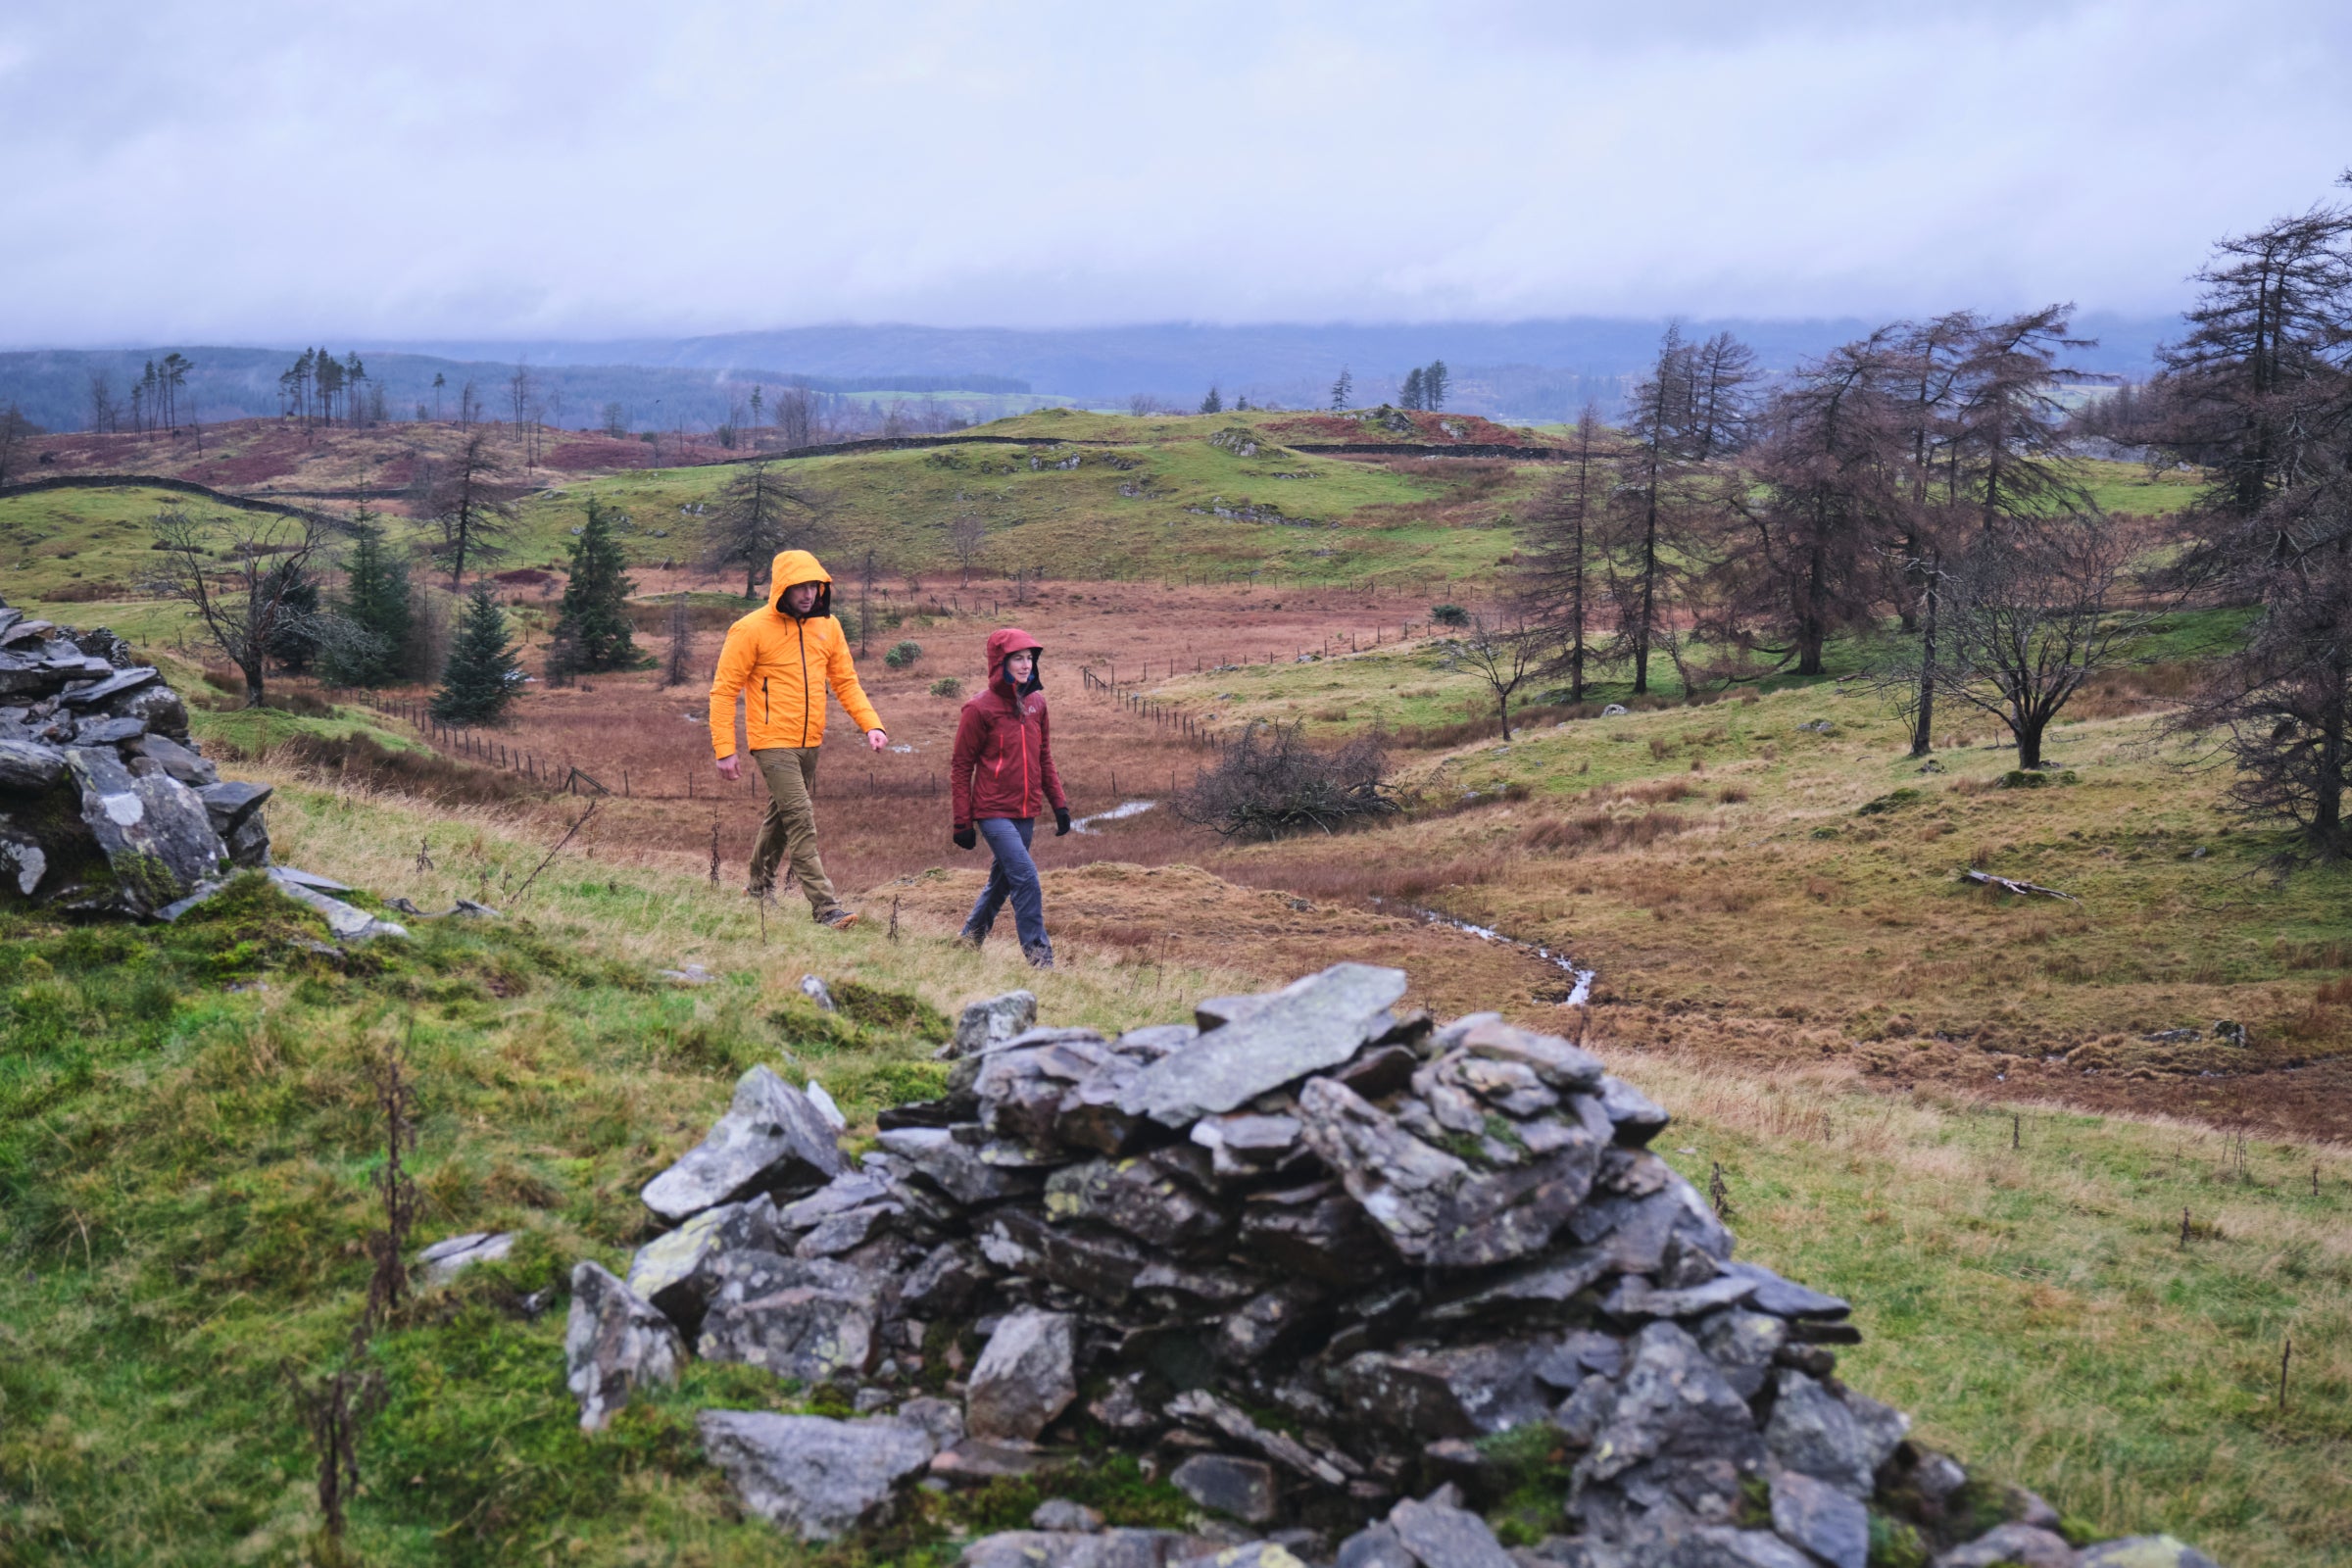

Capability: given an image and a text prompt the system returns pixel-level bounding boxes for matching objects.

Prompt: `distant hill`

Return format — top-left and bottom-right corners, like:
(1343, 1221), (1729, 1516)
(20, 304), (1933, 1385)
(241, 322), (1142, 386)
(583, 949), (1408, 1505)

(3, 314), (2180, 433)
(373, 313), (2180, 419)
(0, 348), (1039, 436)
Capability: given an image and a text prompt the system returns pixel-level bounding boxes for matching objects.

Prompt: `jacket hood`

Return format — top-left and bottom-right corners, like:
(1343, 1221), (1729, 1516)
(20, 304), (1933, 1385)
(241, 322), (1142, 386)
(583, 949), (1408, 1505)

(986, 626), (1045, 698)
(768, 549), (833, 618)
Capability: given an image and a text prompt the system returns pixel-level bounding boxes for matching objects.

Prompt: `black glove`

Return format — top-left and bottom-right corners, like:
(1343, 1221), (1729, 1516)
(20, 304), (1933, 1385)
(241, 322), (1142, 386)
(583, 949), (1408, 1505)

(1054, 807), (1072, 837)
(954, 825), (977, 851)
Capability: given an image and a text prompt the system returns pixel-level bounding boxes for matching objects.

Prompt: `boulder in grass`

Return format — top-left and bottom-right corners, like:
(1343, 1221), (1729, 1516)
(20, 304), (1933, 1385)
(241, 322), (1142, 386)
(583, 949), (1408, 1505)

(564, 1261), (682, 1432)
(641, 1064), (846, 1222)
(2073, 1539), (2225, 1568)
(945, 989), (1038, 1058)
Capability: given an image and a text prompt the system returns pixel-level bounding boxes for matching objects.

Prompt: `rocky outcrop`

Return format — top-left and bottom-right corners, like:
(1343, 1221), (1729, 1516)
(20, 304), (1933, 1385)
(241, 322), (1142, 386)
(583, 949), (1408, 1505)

(0, 600), (273, 913)
(583, 965), (2224, 1568)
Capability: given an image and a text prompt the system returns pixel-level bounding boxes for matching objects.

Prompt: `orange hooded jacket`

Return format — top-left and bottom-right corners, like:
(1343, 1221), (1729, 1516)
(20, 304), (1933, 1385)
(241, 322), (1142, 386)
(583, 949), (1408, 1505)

(707, 550), (884, 760)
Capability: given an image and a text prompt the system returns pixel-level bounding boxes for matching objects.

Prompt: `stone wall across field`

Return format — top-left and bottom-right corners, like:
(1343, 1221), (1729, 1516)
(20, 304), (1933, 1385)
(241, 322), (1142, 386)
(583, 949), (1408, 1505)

(548, 963), (2227, 1568)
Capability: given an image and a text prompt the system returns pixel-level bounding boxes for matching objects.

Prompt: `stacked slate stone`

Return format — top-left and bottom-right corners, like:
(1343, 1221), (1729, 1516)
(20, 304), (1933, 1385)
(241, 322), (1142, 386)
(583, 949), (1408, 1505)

(0, 600), (273, 914)
(570, 962), (2223, 1568)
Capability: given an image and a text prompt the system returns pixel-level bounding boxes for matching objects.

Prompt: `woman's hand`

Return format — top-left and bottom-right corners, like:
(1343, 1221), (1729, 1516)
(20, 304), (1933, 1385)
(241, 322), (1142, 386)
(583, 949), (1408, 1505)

(1054, 807), (1072, 836)
(954, 825), (977, 851)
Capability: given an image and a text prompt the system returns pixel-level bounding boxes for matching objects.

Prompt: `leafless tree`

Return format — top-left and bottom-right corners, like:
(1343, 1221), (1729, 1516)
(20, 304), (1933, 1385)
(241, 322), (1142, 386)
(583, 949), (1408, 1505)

(0, 401), (31, 487)
(507, 365), (535, 466)
(706, 459), (828, 598)
(1126, 393), (1163, 417)
(429, 431), (520, 590)
(148, 507), (329, 707)
(1687, 331), (1762, 458)
(1713, 334), (1903, 677)
(858, 548), (880, 653)
(949, 512), (988, 585)
(775, 386), (817, 449)
(2168, 527), (2352, 865)
(87, 372), (119, 434)
(1921, 517), (2146, 769)
(1602, 325), (1717, 693)
(1513, 405), (1611, 700)
(457, 379), (481, 430)
(662, 592), (696, 687)
(1449, 610), (1544, 740)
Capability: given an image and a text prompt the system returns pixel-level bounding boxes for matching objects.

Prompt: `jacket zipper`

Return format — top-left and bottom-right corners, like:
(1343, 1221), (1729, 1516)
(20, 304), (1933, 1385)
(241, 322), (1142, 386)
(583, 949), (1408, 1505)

(762, 677), (769, 726)
(797, 620), (811, 748)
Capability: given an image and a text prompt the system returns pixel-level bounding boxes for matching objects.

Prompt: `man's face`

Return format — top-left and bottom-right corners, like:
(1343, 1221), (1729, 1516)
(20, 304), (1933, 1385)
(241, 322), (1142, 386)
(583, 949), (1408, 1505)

(785, 581), (821, 613)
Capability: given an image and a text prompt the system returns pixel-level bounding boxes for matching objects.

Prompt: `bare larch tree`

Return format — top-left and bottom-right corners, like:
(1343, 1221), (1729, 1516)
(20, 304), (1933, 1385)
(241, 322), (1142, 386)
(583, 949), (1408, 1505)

(148, 507), (329, 708)
(706, 459), (828, 598)
(429, 431), (519, 590)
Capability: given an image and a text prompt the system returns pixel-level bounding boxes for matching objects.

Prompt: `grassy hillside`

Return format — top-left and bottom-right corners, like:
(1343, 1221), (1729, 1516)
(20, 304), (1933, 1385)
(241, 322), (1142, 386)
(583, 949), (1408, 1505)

(0, 416), (2199, 621)
(0, 764), (2343, 1567)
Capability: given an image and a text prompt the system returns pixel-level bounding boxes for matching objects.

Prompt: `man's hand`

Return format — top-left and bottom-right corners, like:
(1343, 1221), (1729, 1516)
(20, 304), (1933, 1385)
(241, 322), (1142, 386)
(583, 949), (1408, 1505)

(954, 825), (977, 851)
(716, 755), (742, 783)
(1054, 806), (1072, 837)
(867, 728), (889, 752)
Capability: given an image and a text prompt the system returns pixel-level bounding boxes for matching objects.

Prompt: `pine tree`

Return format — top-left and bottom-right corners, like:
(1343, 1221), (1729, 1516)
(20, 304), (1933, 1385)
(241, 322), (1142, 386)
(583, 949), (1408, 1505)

(325, 514), (412, 686)
(1330, 368), (1353, 411)
(1399, 368), (1426, 411)
(432, 585), (521, 724)
(1424, 360), (1450, 411)
(1200, 386), (1223, 415)
(551, 498), (640, 671)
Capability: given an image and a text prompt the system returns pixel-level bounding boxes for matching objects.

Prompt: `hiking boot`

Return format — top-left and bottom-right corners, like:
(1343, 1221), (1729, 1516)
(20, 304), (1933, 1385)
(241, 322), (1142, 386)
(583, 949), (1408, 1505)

(955, 925), (986, 951)
(1022, 940), (1055, 970)
(744, 882), (773, 900)
(815, 906), (859, 930)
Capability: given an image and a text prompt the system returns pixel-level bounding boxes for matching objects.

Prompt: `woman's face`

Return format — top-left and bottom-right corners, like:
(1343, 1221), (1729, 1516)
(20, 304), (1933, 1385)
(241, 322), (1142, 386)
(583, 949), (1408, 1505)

(1005, 650), (1035, 683)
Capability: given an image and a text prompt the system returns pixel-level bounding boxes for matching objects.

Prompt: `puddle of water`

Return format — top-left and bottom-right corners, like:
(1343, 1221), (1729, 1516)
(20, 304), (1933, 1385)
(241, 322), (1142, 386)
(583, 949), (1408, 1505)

(1374, 898), (1595, 1007)
(1072, 799), (1157, 834)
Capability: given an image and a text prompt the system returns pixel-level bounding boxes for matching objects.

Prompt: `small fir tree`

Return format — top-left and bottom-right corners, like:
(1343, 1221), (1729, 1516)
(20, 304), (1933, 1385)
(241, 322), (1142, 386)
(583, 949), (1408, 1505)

(324, 514), (412, 685)
(1199, 386), (1223, 415)
(1399, 368), (1426, 411)
(1330, 367), (1352, 411)
(551, 497), (639, 671)
(431, 584), (521, 724)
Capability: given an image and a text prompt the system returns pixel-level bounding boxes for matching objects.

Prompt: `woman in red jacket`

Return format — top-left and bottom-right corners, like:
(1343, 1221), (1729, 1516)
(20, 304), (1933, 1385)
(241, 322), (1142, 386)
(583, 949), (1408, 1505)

(950, 627), (1070, 967)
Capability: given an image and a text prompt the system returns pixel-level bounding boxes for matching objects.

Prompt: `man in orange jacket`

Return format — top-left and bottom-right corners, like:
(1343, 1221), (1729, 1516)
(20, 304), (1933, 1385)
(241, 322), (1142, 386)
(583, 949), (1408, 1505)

(709, 549), (887, 927)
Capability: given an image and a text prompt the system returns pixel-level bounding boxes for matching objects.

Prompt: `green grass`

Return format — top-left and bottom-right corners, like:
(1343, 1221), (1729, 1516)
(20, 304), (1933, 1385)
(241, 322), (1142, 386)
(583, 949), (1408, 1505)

(0, 763), (2343, 1565)
(1642, 1059), (2351, 1568)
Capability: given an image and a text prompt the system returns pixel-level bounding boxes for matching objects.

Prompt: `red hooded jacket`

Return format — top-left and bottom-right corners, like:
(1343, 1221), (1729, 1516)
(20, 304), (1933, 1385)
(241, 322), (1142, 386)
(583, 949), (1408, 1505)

(951, 627), (1068, 827)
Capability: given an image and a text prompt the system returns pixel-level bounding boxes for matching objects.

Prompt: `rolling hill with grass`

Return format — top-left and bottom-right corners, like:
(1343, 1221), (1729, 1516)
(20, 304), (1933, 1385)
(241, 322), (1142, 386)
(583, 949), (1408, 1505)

(1, 409), (2346, 1566)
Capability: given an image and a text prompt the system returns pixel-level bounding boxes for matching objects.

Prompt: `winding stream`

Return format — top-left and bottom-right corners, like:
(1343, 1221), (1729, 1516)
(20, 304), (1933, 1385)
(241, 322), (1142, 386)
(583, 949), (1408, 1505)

(1065, 798), (1595, 1005)
(1375, 899), (1596, 1006)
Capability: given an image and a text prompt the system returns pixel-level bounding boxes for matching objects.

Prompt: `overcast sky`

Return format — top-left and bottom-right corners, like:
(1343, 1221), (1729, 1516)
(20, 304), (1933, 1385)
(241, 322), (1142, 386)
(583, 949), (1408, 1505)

(4, 0), (2348, 347)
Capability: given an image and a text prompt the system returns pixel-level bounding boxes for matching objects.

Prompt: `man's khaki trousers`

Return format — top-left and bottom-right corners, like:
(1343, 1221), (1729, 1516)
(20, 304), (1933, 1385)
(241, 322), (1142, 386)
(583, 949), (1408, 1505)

(747, 747), (840, 916)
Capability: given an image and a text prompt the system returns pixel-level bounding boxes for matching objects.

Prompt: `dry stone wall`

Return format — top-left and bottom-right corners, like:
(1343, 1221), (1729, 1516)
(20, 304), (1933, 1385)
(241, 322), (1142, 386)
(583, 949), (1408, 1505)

(556, 963), (2229, 1568)
(0, 599), (271, 913)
